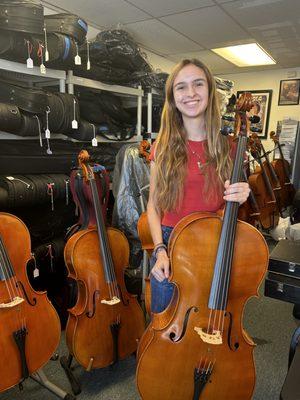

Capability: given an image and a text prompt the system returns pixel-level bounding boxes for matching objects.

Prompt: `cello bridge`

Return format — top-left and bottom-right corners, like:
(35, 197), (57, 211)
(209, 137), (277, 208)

(101, 296), (120, 305)
(194, 327), (222, 345)
(0, 296), (24, 309)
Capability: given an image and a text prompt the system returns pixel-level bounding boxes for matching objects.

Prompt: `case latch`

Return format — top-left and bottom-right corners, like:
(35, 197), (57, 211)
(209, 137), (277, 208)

(288, 262), (296, 273)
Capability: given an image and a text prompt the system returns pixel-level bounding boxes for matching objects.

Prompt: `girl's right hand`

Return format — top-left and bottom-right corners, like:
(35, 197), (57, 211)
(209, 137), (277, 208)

(151, 249), (170, 282)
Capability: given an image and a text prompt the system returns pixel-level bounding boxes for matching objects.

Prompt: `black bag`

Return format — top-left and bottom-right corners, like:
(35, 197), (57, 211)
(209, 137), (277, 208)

(0, 103), (22, 133)
(264, 240), (300, 304)
(45, 13), (88, 45)
(0, 80), (48, 114)
(0, 173), (70, 209)
(0, 0), (44, 35)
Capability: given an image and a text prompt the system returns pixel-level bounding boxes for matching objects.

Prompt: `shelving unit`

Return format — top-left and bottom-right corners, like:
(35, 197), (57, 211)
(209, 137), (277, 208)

(0, 58), (145, 142)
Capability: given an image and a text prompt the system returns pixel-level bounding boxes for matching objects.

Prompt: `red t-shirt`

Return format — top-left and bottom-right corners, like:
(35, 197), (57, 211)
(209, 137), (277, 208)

(150, 139), (231, 227)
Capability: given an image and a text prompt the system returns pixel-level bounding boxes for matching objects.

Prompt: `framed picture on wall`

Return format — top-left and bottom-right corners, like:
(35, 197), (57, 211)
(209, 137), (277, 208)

(237, 89), (272, 139)
(278, 79), (300, 105)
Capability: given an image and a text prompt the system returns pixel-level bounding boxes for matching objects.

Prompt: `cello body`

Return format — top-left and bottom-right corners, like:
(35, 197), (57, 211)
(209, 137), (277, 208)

(65, 226), (145, 369)
(136, 213), (268, 399)
(0, 212), (60, 392)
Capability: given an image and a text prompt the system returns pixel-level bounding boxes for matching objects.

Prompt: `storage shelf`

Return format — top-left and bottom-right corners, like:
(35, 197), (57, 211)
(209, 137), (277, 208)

(0, 58), (66, 84)
(66, 71), (144, 97)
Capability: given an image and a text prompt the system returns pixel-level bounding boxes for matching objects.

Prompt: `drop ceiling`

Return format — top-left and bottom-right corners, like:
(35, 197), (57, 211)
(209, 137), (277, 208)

(43, 0), (300, 74)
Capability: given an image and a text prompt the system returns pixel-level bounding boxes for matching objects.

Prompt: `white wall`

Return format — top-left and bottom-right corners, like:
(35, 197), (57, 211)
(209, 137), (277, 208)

(219, 68), (300, 151)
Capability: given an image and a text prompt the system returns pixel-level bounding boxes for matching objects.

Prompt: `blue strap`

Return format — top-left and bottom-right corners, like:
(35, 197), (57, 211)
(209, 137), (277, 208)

(63, 36), (71, 60)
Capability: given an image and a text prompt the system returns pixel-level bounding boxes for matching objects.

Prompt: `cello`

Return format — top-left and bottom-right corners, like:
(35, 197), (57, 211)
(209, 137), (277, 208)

(0, 212), (60, 392)
(64, 150), (145, 370)
(136, 92), (269, 400)
(247, 135), (279, 230)
(270, 131), (295, 208)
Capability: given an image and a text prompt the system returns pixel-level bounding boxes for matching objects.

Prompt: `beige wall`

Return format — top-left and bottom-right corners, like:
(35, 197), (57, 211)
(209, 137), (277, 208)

(219, 68), (300, 151)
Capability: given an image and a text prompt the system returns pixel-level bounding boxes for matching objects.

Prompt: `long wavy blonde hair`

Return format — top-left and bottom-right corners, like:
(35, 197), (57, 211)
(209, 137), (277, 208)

(154, 58), (232, 212)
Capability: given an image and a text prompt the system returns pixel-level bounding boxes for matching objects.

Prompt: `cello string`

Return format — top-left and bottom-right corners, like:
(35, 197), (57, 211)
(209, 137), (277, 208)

(211, 132), (246, 335)
(0, 236), (25, 330)
(0, 238), (17, 300)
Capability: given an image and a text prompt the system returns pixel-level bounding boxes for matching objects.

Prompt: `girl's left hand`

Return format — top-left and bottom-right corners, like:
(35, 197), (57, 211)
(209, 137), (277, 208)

(223, 180), (250, 205)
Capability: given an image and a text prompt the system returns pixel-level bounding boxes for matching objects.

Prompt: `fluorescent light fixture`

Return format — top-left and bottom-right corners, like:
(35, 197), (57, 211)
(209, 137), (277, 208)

(211, 43), (276, 67)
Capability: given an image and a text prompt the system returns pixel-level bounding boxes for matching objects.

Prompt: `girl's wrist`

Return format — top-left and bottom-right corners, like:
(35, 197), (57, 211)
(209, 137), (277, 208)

(153, 243), (168, 258)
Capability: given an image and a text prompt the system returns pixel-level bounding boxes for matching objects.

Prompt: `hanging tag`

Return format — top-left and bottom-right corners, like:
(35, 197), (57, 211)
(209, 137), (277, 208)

(74, 42), (81, 65)
(86, 40), (91, 70)
(26, 40), (33, 68)
(38, 43), (46, 74)
(75, 54), (81, 65)
(45, 128), (50, 139)
(91, 124), (97, 146)
(31, 254), (39, 278)
(44, 27), (49, 61)
(40, 63), (46, 74)
(72, 120), (78, 129)
(72, 99), (78, 129)
(27, 58), (33, 68)
(45, 107), (50, 138)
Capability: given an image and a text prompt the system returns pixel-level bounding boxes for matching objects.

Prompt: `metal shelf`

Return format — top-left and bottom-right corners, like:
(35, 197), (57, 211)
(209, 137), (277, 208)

(66, 70), (143, 97)
(0, 59), (66, 92)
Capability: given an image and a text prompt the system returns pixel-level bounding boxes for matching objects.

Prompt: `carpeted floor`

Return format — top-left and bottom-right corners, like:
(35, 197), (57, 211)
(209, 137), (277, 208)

(1, 239), (298, 400)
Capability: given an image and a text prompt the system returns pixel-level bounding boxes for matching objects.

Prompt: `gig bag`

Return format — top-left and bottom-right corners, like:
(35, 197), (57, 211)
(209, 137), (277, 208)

(0, 0), (44, 35)
(45, 13), (88, 45)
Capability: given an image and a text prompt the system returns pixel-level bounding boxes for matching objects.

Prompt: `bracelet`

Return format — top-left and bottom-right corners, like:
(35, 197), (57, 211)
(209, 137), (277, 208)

(153, 243), (167, 258)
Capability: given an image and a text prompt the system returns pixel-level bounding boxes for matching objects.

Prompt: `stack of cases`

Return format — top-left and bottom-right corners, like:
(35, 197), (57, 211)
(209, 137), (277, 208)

(265, 239), (300, 304)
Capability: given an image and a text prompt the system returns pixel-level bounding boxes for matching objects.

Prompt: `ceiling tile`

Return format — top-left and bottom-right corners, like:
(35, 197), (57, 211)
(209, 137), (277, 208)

(43, 0), (150, 28)
(125, 0), (214, 18)
(125, 19), (203, 54)
(221, 0), (300, 30)
(160, 6), (252, 48)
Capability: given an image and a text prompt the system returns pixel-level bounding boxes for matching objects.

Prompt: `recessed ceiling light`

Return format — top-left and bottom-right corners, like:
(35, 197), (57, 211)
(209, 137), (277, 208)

(211, 43), (276, 67)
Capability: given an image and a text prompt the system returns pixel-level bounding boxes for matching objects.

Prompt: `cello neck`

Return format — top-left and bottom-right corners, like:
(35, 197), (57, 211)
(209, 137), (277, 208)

(89, 167), (116, 285)
(209, 93), (251, 311)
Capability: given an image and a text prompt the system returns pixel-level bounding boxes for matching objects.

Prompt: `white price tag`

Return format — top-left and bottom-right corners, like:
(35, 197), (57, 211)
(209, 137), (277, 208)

(45, 50), (49, 62)
(33, 267), (39, 278)
(40, 64), (46, 74)
(45, 128), (50, 139)
(72, 120), (78, 129)
(27, 58), (33, 68)
(75, 55), (81, 65)
(92, 137), (98, 147)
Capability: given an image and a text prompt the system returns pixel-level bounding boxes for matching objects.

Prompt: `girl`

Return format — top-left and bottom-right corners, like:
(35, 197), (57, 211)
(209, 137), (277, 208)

(147, 58), (250, 313)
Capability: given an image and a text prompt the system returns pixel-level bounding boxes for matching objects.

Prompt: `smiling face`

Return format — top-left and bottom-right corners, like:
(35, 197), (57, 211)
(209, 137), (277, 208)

(173, 64), (209, 122)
